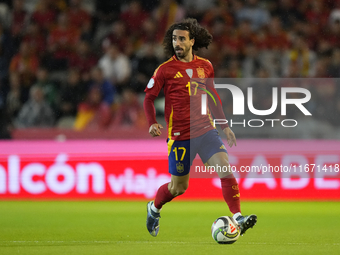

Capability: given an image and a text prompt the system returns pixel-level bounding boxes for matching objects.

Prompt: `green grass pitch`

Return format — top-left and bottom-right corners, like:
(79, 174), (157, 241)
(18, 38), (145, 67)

(0, 200), (339, 255)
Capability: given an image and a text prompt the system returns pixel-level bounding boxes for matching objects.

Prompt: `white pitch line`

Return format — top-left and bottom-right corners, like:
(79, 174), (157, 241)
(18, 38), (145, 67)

(0, 241), (339, 246)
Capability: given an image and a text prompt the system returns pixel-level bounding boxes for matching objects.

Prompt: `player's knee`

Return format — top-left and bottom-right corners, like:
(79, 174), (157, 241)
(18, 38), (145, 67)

(177, 184), (188, 196)
(212, 158), (233, 178)
(170, 183), (188, 197)
(175, 187), (186, 196)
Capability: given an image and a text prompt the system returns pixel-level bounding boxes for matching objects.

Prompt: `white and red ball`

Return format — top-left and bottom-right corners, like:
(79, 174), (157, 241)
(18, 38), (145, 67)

(211, 216), (240, 244)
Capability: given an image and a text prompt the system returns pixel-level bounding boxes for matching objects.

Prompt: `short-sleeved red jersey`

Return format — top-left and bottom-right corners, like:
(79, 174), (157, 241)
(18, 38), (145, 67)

(144, 55), (216, 140)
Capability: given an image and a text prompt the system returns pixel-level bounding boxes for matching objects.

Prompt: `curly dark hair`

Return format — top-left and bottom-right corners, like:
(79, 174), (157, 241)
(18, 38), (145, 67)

(163, 18), (213, 58)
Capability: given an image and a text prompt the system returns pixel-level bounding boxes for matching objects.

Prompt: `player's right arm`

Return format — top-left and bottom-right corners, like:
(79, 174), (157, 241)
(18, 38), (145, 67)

(143, 65), (165, 137)
(143, 93), (163, 137)
(149, 123), (164, 137)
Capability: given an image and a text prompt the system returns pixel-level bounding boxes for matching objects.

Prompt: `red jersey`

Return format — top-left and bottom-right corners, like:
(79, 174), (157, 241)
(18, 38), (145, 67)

(144, 55), (217, 140)
(48, 26), (80, 59)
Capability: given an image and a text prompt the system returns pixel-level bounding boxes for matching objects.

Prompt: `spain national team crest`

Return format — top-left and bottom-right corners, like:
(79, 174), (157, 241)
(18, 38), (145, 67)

(196, 67), (205, 78)
(232, 185), (239, 190)
(176, 162), (184, 173)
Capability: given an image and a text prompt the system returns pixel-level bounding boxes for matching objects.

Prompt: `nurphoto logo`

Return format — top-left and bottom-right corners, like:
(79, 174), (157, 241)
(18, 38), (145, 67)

(200, 82), (312, 128)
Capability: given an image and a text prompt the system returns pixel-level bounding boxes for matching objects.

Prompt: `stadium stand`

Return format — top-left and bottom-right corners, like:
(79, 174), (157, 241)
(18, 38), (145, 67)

(0, 0), (339, 139)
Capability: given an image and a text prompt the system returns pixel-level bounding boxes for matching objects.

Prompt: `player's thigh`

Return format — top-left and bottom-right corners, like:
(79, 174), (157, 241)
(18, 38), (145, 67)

(197, 129), (230, 177)
(168, 138), (191, 176)
(206, 152), (232, 178)
(206, 151), (229, 166)
(197, 129), (228, 163)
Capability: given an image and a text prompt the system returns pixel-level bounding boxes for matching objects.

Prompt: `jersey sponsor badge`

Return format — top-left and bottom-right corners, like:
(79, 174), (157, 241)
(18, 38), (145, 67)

(147, 78), (154, 88)
(197, 67), (205, 78)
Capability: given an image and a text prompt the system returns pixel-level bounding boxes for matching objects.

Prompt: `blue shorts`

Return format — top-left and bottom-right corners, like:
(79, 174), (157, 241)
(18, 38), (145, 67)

(167, 129), (228, 176)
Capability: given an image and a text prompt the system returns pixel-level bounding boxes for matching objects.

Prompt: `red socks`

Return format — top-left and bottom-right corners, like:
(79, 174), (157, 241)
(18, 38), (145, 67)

(154, 183), (175, 209)
(154, 179), (240, 214)
(220, 176), (241, 214)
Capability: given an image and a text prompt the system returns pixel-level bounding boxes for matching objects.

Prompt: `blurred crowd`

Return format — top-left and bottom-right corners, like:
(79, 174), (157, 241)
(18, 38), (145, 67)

(0, 0), (340, 139)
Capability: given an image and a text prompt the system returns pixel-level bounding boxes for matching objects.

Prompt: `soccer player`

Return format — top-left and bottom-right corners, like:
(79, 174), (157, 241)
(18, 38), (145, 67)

(144, 18), (257, 237)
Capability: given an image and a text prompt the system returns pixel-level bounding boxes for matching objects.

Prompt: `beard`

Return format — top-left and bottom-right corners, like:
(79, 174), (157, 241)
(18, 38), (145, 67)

(175, 47), (189, 59)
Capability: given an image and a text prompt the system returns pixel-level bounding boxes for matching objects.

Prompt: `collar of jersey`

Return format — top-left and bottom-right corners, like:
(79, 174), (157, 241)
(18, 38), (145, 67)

(173, 54), (197, 62)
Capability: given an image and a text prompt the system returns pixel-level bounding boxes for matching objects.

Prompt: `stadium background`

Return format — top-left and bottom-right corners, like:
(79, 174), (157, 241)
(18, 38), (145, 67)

(0, 1), (339, 254)
(0, 0), (338, 199)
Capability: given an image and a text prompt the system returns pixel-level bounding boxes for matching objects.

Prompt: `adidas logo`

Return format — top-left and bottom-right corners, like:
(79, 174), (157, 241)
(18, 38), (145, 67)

(174, 71), (183, 78)
(220, 145), (226, 150)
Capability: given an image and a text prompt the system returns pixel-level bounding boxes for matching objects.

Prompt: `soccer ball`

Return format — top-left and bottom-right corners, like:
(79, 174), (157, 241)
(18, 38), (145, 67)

(211, 216), (240, 244)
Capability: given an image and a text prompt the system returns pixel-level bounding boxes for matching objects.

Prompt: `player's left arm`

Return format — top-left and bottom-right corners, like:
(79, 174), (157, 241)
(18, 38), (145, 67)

(223, 127), (237, 147)
(206, 64), (236, 147)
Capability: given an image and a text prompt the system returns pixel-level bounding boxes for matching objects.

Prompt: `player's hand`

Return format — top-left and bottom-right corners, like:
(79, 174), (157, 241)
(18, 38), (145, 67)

(223, 127), (237, 147)
(149, 123), (163, 137)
